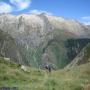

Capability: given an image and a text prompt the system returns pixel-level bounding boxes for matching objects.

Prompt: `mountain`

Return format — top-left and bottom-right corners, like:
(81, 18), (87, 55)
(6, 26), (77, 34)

(0, 13), (90, 68)
(87, 25), (90, 30)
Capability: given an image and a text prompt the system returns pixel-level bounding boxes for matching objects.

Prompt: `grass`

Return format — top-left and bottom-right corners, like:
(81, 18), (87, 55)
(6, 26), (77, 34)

(0, 58), (90, 90)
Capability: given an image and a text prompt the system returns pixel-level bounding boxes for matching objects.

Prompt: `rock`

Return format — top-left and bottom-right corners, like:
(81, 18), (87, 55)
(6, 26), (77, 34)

(21, 65), (28, 72)
(4, 57), (10, 61)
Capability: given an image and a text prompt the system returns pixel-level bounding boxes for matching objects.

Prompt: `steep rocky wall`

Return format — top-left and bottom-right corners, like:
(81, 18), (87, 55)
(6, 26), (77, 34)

(0, 30), (22, 64)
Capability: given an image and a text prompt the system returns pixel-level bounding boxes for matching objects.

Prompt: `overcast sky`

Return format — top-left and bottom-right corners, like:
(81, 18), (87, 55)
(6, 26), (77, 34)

(0, 0), (90, 25)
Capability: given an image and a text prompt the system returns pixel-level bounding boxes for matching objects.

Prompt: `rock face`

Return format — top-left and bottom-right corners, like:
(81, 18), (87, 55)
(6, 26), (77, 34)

(0, 30), (22, 64)
(0, 13), (90, 68)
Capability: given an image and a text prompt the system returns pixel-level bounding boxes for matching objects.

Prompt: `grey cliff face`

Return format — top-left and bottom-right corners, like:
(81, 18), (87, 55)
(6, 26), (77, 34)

(0, 13), (90, 47)
(0, 30), (22, 64)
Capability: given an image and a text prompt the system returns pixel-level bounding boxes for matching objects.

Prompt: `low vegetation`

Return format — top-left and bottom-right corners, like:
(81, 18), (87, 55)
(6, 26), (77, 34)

(0, 58), (90, 90)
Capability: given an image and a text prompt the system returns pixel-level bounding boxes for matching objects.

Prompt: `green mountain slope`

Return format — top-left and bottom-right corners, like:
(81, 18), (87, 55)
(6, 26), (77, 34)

(0, 58), (90, 90)
(66, 43), (90, 69)
(0, 28), (90, 69)
(21, 28), (90, 69)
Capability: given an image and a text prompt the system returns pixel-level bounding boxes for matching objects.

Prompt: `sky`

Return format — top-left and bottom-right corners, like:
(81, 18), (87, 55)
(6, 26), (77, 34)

(0, 0), (90, 25)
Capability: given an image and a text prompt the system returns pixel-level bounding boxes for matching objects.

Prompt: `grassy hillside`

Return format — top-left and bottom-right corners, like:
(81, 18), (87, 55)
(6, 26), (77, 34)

(0, 58), (90, 90)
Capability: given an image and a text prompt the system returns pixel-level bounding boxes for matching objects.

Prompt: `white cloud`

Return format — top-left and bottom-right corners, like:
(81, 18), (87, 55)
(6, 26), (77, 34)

(0, 2), (12, 13)
(82, 16), (90, 20)
(0, 1), (52, 15)
(0, 0), (31, 13)
(29, 9), (53, 15)
(10, 0), (31, 11)
(81, 16), (90, 25)
(83, 22), (90, 25)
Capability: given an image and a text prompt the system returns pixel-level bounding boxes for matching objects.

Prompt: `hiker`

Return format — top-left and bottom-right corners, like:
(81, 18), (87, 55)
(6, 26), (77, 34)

(45, 64), (52, 72)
